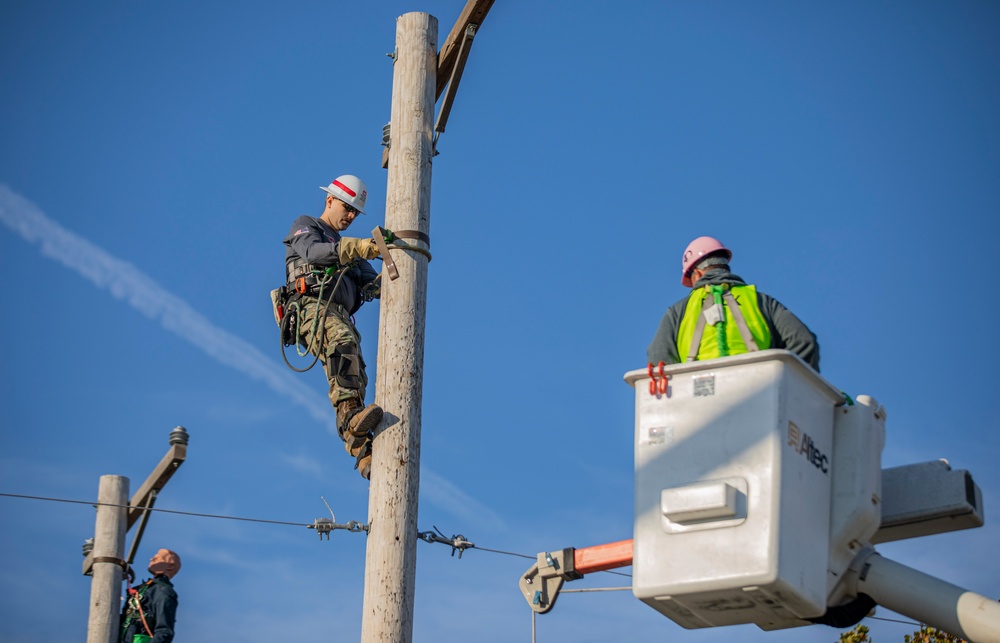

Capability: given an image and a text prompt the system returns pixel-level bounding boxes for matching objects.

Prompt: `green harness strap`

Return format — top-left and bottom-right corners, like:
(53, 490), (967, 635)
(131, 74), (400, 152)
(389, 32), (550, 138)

(684, 284), (766, 362)
(121, 580), (152, 640)
(710, 285), (729, 357)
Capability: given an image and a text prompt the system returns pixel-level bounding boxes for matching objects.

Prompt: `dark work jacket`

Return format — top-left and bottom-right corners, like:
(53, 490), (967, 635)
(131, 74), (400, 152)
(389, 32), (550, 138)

(647, 268), (821, 371)
(283, 215), (379, 315)
(121, 575), (178, 643)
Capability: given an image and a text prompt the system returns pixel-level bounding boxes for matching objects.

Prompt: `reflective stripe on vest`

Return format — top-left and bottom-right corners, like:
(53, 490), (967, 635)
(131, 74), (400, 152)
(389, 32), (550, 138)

(676, 284), (772, 361)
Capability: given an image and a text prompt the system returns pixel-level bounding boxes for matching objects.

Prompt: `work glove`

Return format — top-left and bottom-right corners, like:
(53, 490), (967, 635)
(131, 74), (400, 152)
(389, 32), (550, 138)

(339, 237), (381, 263)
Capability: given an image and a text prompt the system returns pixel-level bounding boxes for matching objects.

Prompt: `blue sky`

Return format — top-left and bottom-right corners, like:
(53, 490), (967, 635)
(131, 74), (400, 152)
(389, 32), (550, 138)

(1, 1), (998, 642)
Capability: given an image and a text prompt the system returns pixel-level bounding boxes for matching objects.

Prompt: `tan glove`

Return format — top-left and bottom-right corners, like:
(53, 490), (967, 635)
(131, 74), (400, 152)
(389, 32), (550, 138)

(339, 237), (381, 263)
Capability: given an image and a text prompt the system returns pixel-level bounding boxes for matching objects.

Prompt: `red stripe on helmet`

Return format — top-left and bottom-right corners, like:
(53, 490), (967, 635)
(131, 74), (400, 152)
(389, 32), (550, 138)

(331, 180), (357, 198)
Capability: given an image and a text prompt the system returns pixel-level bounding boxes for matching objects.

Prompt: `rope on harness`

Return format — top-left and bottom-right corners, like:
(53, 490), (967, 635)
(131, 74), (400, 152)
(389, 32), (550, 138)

(280, 263), (356, 373)
(125, 580), (154, 638)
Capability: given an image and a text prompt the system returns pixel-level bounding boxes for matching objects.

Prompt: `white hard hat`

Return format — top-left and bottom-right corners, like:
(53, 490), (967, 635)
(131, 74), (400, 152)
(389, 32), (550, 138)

(320, 175), (368, 214)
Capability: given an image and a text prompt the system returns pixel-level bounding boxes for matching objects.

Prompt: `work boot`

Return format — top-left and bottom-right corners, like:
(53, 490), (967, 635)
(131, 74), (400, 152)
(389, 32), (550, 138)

(345, 438), (373, 480)
(336, 400), (383, 440)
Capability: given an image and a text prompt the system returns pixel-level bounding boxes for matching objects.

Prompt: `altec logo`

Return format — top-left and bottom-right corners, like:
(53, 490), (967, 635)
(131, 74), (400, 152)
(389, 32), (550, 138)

(787, 421), (829, 474)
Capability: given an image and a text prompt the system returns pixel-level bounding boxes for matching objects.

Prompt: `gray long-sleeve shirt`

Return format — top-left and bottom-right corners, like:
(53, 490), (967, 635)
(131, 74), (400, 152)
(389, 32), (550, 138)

(647, 268), (820, 371)
(283, 215), (379, 314)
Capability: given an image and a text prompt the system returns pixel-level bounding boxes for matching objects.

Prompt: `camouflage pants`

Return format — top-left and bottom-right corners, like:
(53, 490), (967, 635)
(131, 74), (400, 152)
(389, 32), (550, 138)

(296, 297), (368, 408)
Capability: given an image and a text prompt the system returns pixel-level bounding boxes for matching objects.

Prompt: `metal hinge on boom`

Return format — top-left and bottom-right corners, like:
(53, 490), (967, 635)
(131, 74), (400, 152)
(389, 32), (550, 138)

(519, 549), (582, 614)
(519, 540), (634, 613)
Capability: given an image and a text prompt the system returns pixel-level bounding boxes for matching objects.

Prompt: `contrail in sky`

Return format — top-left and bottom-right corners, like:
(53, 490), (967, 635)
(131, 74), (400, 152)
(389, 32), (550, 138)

(0, 184), (337, 433)
(0, 184), (504, 527)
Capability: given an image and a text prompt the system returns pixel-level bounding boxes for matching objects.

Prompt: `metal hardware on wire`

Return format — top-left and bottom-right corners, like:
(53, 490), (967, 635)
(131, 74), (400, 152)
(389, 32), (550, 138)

(309, 496), (369, 540)
(309, 518), (369, 540)
(418, 526), (475, 558)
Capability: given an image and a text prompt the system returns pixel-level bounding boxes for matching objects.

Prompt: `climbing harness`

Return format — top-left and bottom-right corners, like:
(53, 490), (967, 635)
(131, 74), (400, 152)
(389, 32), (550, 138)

(683, 284), (769, 362)
(276, 262), (357, 373)
(121, 579), (155, 642)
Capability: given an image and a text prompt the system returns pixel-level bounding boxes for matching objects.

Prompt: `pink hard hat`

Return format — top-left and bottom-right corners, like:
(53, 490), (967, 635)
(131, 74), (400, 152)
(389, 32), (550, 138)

(681, 236), (732, 287)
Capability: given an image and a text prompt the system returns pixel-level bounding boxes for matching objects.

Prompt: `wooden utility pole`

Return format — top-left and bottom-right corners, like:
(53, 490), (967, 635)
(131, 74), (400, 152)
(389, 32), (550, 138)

(362, 11), (437, 643)
(86, 475), (129, 643)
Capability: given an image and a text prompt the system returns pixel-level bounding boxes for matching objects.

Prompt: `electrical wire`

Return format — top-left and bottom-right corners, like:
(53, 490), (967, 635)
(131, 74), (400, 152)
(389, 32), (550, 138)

(1, 492), (632, 578)
(0, 492), (312, 528)
(867, 615), (923, 627)
(472, 545), (536, 561)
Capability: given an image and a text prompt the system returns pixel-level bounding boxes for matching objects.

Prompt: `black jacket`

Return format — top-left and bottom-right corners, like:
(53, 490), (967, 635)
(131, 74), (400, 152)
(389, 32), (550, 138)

(120, 575), (178, 643)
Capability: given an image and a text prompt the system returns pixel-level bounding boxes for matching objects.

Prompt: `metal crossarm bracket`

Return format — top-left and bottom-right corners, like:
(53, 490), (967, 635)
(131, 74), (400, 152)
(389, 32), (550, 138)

(434, 23), (477, 147)
(124, 489), (158, 576)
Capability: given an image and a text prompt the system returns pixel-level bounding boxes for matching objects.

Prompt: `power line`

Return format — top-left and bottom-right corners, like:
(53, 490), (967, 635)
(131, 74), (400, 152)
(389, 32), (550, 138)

(0, 492), (312, 528)
(1, 491), (633, 578)
(473, 545), (536, 561)
(18, 488), (914, 637)
(868, 615), (923, 627)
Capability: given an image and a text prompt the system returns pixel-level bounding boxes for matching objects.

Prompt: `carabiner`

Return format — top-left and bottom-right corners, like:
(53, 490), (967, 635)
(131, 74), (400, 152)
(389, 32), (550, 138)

(648, 362), (668, 396)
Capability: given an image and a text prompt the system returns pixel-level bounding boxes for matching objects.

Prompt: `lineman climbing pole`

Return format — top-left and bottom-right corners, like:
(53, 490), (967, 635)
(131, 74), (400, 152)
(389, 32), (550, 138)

(362, 2), (493, 642)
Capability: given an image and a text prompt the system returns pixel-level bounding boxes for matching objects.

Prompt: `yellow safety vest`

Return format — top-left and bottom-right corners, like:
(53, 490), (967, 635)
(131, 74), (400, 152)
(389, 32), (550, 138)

(676, 284), (772, 361)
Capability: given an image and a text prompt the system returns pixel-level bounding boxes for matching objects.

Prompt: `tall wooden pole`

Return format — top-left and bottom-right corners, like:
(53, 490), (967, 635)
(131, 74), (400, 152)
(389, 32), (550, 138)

(362, 11), (437, 643)
(87, 475), (129, 643)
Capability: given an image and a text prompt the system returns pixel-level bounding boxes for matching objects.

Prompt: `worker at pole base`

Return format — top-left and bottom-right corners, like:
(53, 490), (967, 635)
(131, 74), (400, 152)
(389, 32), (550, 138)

(647, 236), (820, 370)
(120, 548), (181, 643)
(282, 175), (384, 479)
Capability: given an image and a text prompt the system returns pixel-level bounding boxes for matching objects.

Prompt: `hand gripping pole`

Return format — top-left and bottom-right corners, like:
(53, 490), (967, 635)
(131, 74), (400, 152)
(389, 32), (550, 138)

(372, 226), (398, 281)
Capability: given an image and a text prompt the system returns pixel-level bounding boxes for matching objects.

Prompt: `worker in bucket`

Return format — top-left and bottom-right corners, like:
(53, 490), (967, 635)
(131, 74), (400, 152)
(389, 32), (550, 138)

(281, 175), (383, 479)
(120, 548), (181, 643)
(647, 236), (820, 370)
